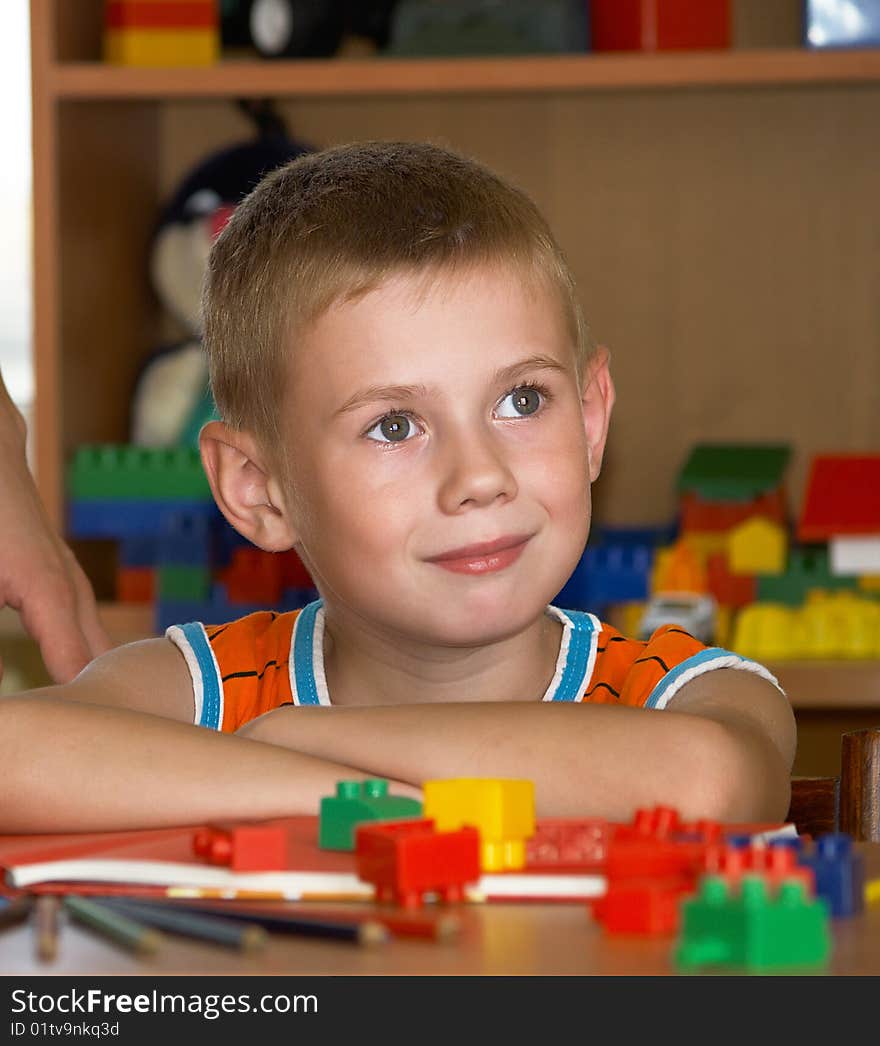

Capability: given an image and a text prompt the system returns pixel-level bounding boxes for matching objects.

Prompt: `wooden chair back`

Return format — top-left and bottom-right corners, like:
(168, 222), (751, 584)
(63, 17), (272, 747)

(788, 728), (880, 840)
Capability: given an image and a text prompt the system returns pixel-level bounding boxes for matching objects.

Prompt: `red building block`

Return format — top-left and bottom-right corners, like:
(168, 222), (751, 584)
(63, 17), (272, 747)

(279, 548), (313, 590)
(116, 566), (155, 603)
(106, 2), (217, 30)
(590, 0), (730, 52)
(702, 843), (815, 894)
(680, 490), (787, 534)
(354, 819), (481, 909)
(526, 818), (611, 871)
(798, 455), (880, 541)
(592, 876), (693, 935)
(223, 547), (283, 604)
(706, 552), (757, 609)
(193, 821), (288, 872)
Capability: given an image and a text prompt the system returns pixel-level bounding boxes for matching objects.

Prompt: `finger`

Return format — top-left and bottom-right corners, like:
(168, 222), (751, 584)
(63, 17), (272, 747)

(68, 555), (113, 658)
(17, 574), (95, 684)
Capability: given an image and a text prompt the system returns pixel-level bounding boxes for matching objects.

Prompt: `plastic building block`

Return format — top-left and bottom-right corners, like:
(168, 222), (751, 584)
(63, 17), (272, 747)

(757, 547), (858, 606)
(701, 842), (814, 895)
(319, 779), (423, 851)
(798, 833), (865, 918)
(555, 542), (653, 614)
(69, 498), (217, 540)
(158, 564), (211, 601)
(104, 1), (219, 67)
(526, 818), (611, 871)
(706, 551), (756, 609)
(157, 510), (213, 567)
(193, 820), (288, 872)
(677, 444), (791, 503)
(680, 489), (787, 533)
(728, 517), (787, 576)
(590, 0), (731, 52)
(799, 455), (880, 542)
(675, 875), (831, 972)
(422, 778), (535, 871)
(830, 536), (880, 576)
(223, 547), (284, 605)
(116, 566), (154, 604)
(155, 582), (319, 634)
(650, 539), (708, 595)
(593, 876), (693, 936)
(354, 819), (481, 908)
(68, 445), (212, 500)
(119, 535), (160, 567)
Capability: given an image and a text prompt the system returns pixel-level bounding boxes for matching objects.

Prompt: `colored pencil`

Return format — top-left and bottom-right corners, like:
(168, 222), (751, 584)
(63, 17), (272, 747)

(166, 887), (302, 901)
(0, 896), (34, 930)
(64, 896), (162, 956)
(160, 902), (388, 946)
(287, 907), (461, 941)
(33, 894), (61, 962)
(96, 897), (267, 952)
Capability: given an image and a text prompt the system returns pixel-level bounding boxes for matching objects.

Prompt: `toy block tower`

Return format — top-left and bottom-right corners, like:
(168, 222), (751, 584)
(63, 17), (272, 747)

(104, 1), (220, 67)
(422, 778), (535, 871)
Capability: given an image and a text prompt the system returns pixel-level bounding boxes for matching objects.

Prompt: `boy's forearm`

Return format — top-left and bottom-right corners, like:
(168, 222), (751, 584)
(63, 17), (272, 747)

(0, 695), (418, 833)
(239, 703), (791, 823)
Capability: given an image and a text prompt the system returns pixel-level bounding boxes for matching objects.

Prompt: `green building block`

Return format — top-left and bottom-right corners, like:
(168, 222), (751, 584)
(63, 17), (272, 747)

(675, 875), (831, 973)
(319, 779), (423, 851)
(68, 445), (212, 500)
(157, 565), (211, 601)
(677, 444), (791, 502)
(757, 547), (859, 606)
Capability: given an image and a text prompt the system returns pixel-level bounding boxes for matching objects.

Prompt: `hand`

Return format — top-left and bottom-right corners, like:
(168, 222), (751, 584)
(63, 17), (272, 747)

(0, 376), (111, 683)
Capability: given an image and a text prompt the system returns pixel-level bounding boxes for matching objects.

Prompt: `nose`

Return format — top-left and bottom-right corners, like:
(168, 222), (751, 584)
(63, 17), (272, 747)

(436, 425), (518, 514)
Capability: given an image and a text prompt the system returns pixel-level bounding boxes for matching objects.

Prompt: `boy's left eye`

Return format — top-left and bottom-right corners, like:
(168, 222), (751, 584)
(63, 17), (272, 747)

(495, 385), (544, 419)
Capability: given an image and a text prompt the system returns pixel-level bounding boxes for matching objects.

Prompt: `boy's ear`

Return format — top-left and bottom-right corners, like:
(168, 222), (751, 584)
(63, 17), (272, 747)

(199, 421), (299, 551)
(581, 344), (615, 483)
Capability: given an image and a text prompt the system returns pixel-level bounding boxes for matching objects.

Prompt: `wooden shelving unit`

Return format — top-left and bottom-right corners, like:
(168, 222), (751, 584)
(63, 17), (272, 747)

(26, 2), (880, 773)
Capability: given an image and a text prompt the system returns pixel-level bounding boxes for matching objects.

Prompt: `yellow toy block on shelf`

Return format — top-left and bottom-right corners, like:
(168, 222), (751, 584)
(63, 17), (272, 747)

(422, 778), (535, 872)
(729, 516), (787, 576)
(105, 29), (219, 66)
(732, 591), (880, 660)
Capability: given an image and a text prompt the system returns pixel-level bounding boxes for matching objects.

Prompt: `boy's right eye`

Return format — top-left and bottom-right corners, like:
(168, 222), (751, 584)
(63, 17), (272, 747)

(364, 412), (420, 444)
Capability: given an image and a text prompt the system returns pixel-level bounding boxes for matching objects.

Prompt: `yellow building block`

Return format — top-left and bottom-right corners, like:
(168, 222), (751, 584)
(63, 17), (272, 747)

(731, 603), (804, 660)
(728, 516), (787, 576)
(422, 778), (535, 872)
(105, 28), (218, 66)
(859, 575), (880, 592)
(679, 531), (729, 561)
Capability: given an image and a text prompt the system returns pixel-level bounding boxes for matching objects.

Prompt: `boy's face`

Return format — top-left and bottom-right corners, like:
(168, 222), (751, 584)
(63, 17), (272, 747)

(280, 264), (607, 648)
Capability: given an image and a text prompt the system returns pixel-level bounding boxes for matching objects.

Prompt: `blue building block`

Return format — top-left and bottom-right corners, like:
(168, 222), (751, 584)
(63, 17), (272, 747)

(592, 522), (678, 548)
(119, 536), (160, 567)
(69, 498), (218, 540)
(799, 833), (865, 918)
(156, 583), (319, 632)
(554, 542), (653, 615)
(157, 509), (215, 567)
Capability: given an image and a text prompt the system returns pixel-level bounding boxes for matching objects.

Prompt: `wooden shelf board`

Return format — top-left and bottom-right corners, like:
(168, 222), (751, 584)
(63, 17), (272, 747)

(49, 49), (880, 99)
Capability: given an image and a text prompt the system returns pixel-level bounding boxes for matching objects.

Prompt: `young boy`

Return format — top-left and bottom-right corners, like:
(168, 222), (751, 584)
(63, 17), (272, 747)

(0, 141), (795, 834)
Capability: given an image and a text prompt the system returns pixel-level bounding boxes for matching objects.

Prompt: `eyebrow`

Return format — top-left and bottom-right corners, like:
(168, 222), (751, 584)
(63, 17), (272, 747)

(333, 354), (569, 417)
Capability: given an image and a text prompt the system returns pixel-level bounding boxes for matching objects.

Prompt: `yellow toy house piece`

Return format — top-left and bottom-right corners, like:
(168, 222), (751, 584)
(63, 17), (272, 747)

(422, 778), (535, 872)
(728, 516), (787, 576)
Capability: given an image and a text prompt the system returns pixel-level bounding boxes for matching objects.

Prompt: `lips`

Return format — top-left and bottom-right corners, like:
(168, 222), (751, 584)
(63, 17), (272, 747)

(426, 535), (531, 575)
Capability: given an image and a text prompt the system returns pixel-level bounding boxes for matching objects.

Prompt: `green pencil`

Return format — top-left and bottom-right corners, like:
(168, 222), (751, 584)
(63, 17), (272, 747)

(64, 896), (162, 956)
(97, 897), (267, 952)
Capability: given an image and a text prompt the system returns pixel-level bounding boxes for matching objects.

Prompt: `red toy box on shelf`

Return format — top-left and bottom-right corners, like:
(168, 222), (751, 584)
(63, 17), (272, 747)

(590, 0), (731, 52)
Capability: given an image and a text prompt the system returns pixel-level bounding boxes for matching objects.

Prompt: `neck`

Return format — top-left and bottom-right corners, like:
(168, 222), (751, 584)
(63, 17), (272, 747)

(321, 605), (563, 707)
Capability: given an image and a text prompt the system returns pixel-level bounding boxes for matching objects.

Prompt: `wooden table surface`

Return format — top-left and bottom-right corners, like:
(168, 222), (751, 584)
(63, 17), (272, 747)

(3, 846), (879, 977)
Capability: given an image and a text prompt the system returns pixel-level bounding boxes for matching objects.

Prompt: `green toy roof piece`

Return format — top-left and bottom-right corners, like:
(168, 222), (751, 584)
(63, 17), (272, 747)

(677, 444), (791, 502)
(319, 779), (423, 851)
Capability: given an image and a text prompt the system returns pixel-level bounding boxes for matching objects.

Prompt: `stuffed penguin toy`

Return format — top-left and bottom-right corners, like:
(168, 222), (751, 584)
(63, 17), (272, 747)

(131, 128), (311, 447)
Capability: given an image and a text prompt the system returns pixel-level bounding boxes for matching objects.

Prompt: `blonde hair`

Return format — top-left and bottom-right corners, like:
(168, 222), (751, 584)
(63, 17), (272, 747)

(203, 140), (593, 453)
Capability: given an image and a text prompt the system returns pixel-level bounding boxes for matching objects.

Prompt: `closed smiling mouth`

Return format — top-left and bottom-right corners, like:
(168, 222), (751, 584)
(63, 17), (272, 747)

(426, 535), (532, 574)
